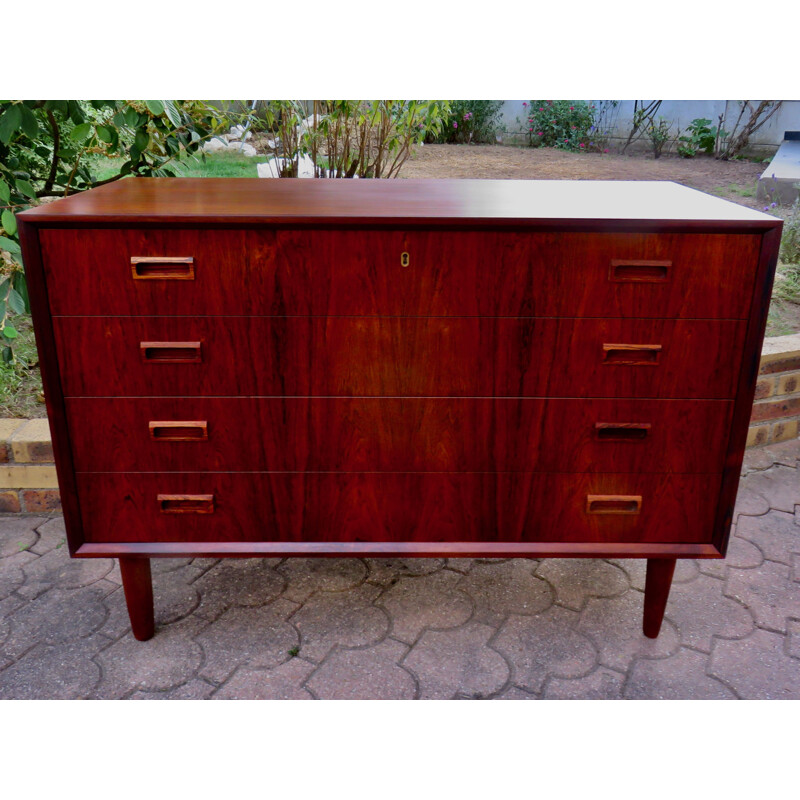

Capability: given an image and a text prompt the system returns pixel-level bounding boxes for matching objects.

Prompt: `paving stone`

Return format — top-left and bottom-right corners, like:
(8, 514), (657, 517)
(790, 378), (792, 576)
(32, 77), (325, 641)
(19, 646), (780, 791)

(737, 510), (800, 566)
(742, 446), (779, 474)
(366, 558), (445, 584)
(194, 558), (286, 620)
(18, 549), (114, 600)
(667, 574), (754, 652)
(306, 639), (416, 700)
(606, 558), (647, 591)
(0, 633), (105, 699)
(0, 516), (44, 557)
(534, 559), (628, 611)
(278, 558), (367, 603)
(542, 667), (625, 699)
(743, 465), (800, 514)
(151, 557), (195, 575)
(673, 559), (700, 583)
(2, 584), (114, 659)
(494, 685), (538, 700)
(195, 599), (299, 683)
(28, 516), (67, 556)
(0, 550), (37, 600)
(698, 532), (763, 579)
(93, 616), (207, 699)
(765, 437), (800, 468)
(377, 570), (472, 644)
(709, 629), (800, 699)
(786, 619), (800, 659)
(576, 592), (680, 672)
(732, 483), (771, 520)
(292, 583), (388, 662)
(456, 559), (553, 626)
(445, 558), (474, 574)
(403, 621), (510, 699)
(625, 648), (736, 699)
(215, 659), (316, 700)
(130, 679), (218, 700)
(725, 560), (800, 634)
(493, 607), (597, 694)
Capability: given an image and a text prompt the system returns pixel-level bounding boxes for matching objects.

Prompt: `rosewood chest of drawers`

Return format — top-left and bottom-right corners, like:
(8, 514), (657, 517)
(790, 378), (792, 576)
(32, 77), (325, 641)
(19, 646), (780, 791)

(17, 178), (782, 641)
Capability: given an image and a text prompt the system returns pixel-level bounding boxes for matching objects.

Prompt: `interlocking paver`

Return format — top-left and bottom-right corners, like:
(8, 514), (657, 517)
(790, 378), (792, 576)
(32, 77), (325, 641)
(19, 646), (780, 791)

(130, 678), (217, 700)
(18, 550), (114, 600)
(291, 583), (389, 662)
(0, 516), (42, 557)
(215, 659), (316, 700)
(278, 557), (367, 603)
(625, 648), (736, 699)
(743, 465), (800, 514)
(786, 619), (800, 659)
(0, 550), (37, 600)
(27, 516), (67, 555)
(732, 484), (771, 520)
(307, 639), (416, 700)
(698, 529), (763, 579)
(709, 629), (800, 699)
(724, 560), (800, 634)
(403, 621), (509, 699)
(377, 570), (472, 644)
(737, 509), (800, 566)
(534, 559), (628, 611)
(494, 685), (537, 700)
(195, 599), (300, 683)
(457, 559), (552, 626)
(194, 559), (286, 620)
(493, 607), (597, 694)
(542, 667), (625, 699)
(365, 558), (445, 584)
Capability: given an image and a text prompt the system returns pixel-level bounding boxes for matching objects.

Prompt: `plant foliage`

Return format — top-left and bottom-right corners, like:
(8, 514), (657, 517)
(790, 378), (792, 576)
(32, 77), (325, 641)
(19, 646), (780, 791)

(522, 101), (597, 151)
(432, 101), (505, 144)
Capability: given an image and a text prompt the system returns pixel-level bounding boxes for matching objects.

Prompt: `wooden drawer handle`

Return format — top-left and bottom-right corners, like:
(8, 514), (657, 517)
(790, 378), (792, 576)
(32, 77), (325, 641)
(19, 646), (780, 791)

(586, 495), (642, 515)
(158, 494), (215, 514)
(140, 341), (202, 363)
(609, 260), (671, 283)
(595, 422), (651, 441)
(149, 421), (208, 442)
(131, 257), (195, 280)
(603, 343), (661, 366)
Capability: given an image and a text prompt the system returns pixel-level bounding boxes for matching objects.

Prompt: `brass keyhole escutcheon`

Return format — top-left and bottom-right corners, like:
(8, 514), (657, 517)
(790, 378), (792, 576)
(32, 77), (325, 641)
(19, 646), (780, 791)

(401, 252), (410, 267)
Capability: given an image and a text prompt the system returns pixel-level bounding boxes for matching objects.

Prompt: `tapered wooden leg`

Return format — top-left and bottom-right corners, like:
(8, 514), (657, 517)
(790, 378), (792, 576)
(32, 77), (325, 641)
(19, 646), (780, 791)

(643, 557), (676, 638)
(119, 557), (155, 641)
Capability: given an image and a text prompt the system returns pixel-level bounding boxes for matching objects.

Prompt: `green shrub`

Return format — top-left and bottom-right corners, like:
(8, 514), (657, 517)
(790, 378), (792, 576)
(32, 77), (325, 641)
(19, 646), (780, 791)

(779, 200), (800, 265)
(523, 101), (596, 151)
(677, 118), (718, 158)
(433, 101), (504, 144)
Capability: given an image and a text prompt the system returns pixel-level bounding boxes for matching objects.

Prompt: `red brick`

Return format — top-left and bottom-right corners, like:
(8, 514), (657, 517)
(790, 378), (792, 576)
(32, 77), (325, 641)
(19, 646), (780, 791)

(760, 356), (800, 375)
(21, 490), (61, 513)
(754, 378), (775, 400)
(750, 396), (800, 423)
(777, 373), (799, 395)
(0, 491), (21, 513)
(0, 443), (9, 464)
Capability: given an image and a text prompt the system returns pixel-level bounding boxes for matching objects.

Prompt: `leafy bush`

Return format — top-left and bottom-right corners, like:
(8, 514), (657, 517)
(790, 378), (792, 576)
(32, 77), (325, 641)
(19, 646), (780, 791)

(780, 200), (800, 265)
(433, 101), (504, 144)
(647, 117), (672, 159)
(677, 118), (718, 158)
(522, 101), (596, 151)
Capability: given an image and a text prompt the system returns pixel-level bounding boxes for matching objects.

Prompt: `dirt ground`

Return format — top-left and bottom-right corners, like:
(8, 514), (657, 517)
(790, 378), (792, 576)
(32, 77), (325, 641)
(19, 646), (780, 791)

(402, 143), (768, 210)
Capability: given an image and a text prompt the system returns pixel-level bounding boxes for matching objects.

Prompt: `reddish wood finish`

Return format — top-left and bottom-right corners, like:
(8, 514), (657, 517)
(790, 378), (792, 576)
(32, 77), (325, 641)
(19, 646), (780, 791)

(18, 178), (782, 639)
(643, 558), (677, 638)
(119, 557), (154, 641)
(41, 227), (760, 319)
(53, 316), (746, 399)
(75, 472), (722, 545)
(65, 397), (734, 474)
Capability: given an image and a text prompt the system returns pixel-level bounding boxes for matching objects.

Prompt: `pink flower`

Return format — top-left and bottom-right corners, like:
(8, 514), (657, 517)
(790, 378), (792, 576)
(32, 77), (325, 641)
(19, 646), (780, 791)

(564, 138), (568, 142)
(523, 102), (527, 106)
(539, 107), (544, 111)
(537, 132), (543, 136)
(453, 121), (458, 128)
(529, 127), (533, 131)
(603, 148), (609, 153)
(579, 143), (585, 148)
(571, 125), (576, 129)
(569, 106), (574, 110)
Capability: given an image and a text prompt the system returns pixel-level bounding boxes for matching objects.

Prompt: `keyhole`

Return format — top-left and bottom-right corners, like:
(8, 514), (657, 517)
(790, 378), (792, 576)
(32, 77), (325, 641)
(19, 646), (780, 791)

(401, 252), (410, 267)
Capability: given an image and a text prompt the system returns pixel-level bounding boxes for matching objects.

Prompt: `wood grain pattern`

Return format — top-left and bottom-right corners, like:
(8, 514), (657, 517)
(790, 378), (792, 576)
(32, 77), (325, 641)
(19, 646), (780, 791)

(54, 316), (746, 399)
(65, 397), (733, 474)
(40, 227), (760, 319)
(76, 472), (722, 545)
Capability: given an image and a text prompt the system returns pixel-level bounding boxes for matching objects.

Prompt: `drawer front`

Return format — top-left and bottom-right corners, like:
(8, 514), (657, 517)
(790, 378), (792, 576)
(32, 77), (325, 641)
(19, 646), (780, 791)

(40, 228), (759, 319)
(77, 472), (721, 545)
(55, 317), (745, 399)
(66, 397), (733, 474)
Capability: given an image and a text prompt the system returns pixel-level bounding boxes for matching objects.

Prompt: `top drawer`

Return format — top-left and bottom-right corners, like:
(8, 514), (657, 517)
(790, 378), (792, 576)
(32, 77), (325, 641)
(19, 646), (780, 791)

(39, 227), (761, 319)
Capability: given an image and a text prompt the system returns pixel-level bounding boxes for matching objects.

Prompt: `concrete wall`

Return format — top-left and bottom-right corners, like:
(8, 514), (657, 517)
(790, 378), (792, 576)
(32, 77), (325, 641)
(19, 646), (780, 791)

(498, 100), (800, 154)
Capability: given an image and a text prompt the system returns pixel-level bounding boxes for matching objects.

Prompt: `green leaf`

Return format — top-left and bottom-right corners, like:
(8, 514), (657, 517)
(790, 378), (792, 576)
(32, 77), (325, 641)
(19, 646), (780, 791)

(15, 178), (37, 200)
(7, 288), (25, 315)
(19, 105), (39, 139)
(0, 236), (21, 254)
(124, 107), (139, 127)
(2, 209), (17, 236)
(134, 128), (150, 152)
(164, 100), (181, 127)
(0, 179), (9, 203)
(145, 100), (165, 117)
(11, 272), (28, 312)
(2, 324), (18, 339)
(96, 125), (114, 143)
(69, 123), (92, 142)
(2, 346), (12, 364)
(0, 104), (22, 145)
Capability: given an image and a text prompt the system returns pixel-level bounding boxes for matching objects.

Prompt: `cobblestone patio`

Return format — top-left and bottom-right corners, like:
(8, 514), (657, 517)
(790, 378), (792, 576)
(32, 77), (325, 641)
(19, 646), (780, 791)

(1, 438), (798, 700)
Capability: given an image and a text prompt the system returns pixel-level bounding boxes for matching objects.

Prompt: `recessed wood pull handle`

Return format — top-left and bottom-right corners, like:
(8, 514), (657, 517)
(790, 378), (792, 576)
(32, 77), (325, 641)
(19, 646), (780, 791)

(603, 343), (661, 366)
(158, 494), (215, 514)
(140, 341), (202, 363)
(149, 421), (208, 442)
(609, 260), (671, 283)
(586, 495), (642, 515)
(131, 257), (195, 280)
(595, 422), (651, 441)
